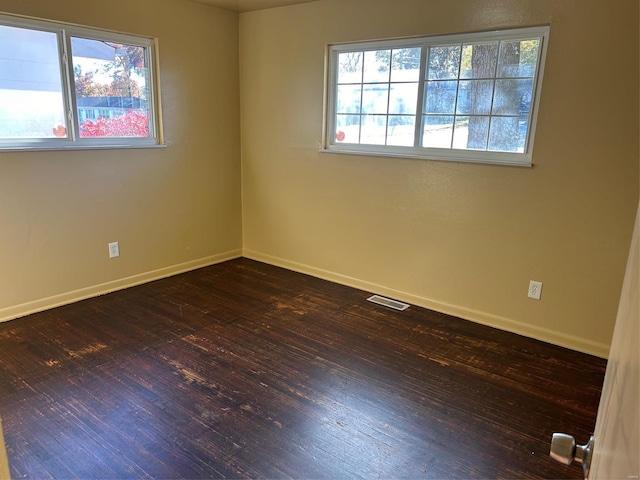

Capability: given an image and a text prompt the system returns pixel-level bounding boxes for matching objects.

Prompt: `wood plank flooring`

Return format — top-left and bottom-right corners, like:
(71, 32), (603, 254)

(0, 258), (606, 479)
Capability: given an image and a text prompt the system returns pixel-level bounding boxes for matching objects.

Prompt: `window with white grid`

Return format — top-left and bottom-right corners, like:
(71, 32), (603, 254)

(0, 13), (162, 151)
(325, 26), (549, 166)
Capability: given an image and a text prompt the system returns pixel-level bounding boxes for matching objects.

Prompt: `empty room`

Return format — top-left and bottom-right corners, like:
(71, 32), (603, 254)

(0, 0), (638, 478)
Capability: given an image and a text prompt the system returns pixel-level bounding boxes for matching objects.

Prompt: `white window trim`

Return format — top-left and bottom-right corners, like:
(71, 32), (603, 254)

(322, 26), (550, 167)
(0, 12), (164, 151)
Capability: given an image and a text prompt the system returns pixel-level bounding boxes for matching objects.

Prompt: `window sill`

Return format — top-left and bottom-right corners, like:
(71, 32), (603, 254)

(319, 147), (533, 168)
(0, 143), (168, 153)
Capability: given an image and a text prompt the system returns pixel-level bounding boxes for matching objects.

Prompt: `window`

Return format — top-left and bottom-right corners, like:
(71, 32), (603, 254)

(0, 13), (162, 150)
(325, 26), (549, 166)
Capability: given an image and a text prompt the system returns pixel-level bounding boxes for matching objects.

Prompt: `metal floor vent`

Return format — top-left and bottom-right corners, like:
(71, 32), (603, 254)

(367, 295), (410, 311)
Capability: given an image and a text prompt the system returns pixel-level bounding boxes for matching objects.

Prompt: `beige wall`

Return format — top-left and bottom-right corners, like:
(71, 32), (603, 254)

(0, 0), (242, 320)
(240, 0), (640, 357)
(0, 0), (637, 358)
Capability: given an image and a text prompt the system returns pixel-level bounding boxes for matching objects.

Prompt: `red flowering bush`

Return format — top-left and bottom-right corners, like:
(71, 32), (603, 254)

(80, 110), (149, 138)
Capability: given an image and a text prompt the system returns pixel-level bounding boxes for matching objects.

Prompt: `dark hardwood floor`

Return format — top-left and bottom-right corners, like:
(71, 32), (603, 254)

(0, 258), (606, 479)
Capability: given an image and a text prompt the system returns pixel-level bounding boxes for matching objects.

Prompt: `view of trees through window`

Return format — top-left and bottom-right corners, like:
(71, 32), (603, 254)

(71, 37), (150, 138)
(0, 16), (156, 146)
(330, 28), (546, 162)
(336, 47), (421, 146)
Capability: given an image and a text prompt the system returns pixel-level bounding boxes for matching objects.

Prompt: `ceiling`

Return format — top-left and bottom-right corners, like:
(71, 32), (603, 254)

(192, 0), (318, 13)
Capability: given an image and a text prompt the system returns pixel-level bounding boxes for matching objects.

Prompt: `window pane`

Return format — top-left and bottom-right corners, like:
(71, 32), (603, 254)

(427, 45), (461, 80)
(0, 25), (66, 139)
(390, 48), (421, 83)
(454, 116), (490, 150)
(492, 78), (533, 115)
(497, 39), (539, 78)
(71, 37), (150, 138)
(516, 39), (540, 77)
(387, 115), (415, 146)
(389, 83), (418, 115)
(424, 80), (457, 114)
(457, 80), (493, 115)
(488, 116), (526, 152)
(337, 52), (362, 84)
(335, 114), (360, 143)
(460, 43), (498, 79)
(422, 115), (453, 148)
(360, 114), (387, 145)
(362, 84), (389, 114)
(363, 50), (390, 83)
(336, 84), (362, 114)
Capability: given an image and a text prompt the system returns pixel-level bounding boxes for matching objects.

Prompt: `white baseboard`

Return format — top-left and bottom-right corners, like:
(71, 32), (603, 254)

(243, 249), (610, 358)
(1, 247), (609, 358)
(0, 249), (242, 324)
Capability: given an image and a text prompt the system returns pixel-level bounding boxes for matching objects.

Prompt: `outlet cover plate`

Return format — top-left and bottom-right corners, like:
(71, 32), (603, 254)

(108, 241), (119, 258)
(528, 280), (542, 300)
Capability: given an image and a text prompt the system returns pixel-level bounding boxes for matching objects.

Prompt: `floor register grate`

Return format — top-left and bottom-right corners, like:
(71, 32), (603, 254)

(366, 295), (410, 311)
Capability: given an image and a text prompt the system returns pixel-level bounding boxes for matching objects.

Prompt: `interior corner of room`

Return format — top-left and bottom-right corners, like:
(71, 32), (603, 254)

(0, 0), (638, 357)
(0, 0), (639, 478)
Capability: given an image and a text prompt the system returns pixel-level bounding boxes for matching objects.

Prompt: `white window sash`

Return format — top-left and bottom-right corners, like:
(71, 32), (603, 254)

(0, 13), (162, 151)
(324, 26), (550, 166)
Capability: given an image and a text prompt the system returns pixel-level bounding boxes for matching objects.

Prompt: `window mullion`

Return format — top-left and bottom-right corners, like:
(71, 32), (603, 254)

(485, 40), (503, 150)
(414, 44), (429, 148)
(358, 55), (364, 144)
(60, 30), (78, 141)
(326, 50), (337, 146)
(144, 42), (157, 139)
(383, 49), (392, 145)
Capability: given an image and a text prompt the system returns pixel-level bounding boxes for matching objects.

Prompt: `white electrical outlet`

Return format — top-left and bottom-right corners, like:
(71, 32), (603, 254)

(528, 280), (542, 300)
(108, 241), (120, 258)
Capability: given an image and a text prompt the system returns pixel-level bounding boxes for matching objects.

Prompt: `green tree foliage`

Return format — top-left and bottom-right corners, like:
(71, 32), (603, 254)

(74, 66), (108, 97)
(74, 43), (145, 100)
(428, 45), (461, 79)
(103, 44), (145, 98)
(375, 48), (421, 72)
(338, 52), (362, 74)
